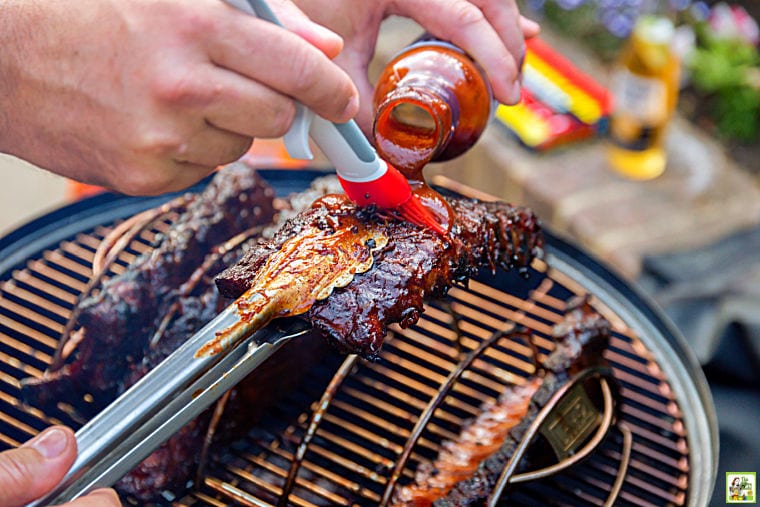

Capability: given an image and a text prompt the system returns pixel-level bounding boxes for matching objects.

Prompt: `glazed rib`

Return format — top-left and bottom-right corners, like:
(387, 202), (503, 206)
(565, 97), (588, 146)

(428, 298), (611, 507)
(392, 378), (543, 506)
(215, 194), (544, 358)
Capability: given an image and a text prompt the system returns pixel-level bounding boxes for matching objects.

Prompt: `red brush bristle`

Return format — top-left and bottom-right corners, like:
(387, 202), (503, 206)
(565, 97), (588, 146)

(397, 195), (447, 236)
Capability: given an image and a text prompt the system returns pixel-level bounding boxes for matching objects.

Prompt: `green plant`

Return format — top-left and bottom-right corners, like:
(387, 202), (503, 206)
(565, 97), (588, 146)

(687, 26), (760, 142)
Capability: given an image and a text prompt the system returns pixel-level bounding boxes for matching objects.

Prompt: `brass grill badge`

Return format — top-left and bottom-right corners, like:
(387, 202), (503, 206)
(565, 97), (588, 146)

(540, 382), (602, 460)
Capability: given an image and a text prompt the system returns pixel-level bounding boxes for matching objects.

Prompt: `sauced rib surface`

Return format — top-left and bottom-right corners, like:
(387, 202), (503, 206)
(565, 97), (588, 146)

(433, 298), (611, 507)
(216, 194), (543, 358)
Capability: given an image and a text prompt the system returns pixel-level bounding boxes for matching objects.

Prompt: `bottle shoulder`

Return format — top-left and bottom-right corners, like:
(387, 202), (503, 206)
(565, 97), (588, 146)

(388, 40), (478, 72)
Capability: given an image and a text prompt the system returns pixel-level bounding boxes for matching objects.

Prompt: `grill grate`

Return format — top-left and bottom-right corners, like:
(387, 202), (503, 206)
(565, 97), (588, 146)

(0, 175), (712, 506)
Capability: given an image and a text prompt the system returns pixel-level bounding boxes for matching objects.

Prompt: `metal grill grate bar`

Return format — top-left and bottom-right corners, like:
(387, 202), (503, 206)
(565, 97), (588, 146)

(7, 271), (79, 305)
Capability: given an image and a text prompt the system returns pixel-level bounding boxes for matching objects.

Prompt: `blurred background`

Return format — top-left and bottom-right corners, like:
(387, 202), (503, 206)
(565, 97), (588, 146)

(1, 1), (758, 504)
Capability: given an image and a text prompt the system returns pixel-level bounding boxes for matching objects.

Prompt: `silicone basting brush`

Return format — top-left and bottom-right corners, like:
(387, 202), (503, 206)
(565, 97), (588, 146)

(225, 0), (445, 236)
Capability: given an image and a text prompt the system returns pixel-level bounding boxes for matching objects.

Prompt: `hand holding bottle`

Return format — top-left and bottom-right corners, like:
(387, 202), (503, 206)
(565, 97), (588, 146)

(293, 0), (540, 134)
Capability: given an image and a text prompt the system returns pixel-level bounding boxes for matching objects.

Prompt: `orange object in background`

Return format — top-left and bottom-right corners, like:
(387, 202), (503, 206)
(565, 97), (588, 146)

(66, 180), (104, 201)
(241, 137), (312, 170)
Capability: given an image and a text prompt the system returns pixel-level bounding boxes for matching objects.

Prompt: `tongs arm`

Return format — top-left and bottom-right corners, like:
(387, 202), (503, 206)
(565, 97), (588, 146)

(27, 304), (309, 507)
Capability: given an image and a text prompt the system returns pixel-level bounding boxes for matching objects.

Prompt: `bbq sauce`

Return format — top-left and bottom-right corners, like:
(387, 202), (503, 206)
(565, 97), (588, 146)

(373, 37), (494, 231)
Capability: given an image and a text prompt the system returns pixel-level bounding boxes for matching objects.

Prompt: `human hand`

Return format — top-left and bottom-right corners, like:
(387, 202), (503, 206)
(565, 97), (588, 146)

(0, 0), (358, 195)
(0, 425), (121, 507)
(292, 0), (540, 133)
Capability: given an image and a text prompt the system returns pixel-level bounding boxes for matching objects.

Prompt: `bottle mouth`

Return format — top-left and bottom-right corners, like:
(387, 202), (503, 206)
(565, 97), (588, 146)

(388, 102), (438, 134)
(374, 88), (454, 148)
(372, 88), (453, 177)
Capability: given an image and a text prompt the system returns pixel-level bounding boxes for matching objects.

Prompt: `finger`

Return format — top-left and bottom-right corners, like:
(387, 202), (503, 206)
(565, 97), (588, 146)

(153, 160), (221, 195)
(67, 488), (121, 507)
(172, 124), (253, 169)
(266, 0), (344, 59)
(389, 0), (523, 104)
(331, 50), (376, 136)
(520, 15), (541, 39)
(207, 15), (359, 122)
(190, 65), (298, 139)
(0, 426), (77, 507)
(110, 151), (219, 196)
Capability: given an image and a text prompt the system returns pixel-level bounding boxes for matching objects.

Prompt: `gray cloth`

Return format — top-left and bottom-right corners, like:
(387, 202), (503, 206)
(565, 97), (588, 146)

(639, 225), (760, 505)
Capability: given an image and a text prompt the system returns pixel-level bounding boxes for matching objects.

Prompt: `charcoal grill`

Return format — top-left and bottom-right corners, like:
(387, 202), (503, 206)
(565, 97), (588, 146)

(0, 169), (717, 506)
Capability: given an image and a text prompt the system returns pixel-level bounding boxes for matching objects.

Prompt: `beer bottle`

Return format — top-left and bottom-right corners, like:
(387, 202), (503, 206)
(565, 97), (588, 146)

(607, 6), (680, 180)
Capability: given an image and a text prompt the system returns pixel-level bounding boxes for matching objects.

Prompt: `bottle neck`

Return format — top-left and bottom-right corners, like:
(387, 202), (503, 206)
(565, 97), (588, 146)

(373, 82), (459, 181)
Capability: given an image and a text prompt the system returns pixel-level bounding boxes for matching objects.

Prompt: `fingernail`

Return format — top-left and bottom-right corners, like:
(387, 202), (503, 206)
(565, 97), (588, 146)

(510, 81), (522, 105)
(522, 17), (541, 35)
(315, 23), (343, 45)
(28, 427), (68, 459)
(341, 93), (359, 120)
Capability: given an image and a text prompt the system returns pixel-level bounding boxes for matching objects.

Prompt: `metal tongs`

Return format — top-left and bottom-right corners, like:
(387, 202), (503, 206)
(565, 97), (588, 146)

(29, 304), (311, 506)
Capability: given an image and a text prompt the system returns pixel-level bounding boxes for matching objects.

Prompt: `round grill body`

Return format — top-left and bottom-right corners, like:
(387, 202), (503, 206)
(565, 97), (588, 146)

(0, 170), (717, 506)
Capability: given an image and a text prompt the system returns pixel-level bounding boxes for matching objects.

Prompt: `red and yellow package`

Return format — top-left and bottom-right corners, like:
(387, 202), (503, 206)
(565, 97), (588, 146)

(495, 38), (612, 151)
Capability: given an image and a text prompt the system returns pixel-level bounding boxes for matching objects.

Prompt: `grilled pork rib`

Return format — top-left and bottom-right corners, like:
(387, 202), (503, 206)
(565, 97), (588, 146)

(422, 298), (611, 507)
(20, 164), (276, 416)
(20, 169), (544, 503)
(215, 193), (544, 358)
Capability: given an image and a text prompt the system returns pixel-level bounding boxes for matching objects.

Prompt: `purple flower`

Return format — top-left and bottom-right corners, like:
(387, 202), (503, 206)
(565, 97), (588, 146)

(669, 0), (692, 11)
(556, 0), (587, 10)
(526, 0), (548, 11)
(532, 0), (696, 37)
(600, 9), (637, 36)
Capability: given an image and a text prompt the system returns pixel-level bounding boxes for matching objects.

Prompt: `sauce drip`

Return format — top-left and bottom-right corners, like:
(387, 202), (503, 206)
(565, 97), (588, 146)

(410, 182), (456, 234)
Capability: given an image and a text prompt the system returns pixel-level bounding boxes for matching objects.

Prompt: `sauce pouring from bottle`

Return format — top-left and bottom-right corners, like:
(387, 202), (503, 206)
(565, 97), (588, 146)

(372, 37), (496, 232)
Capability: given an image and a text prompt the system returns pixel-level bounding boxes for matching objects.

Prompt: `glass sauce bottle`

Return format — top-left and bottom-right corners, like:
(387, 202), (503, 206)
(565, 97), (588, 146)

(372, 37), (494, 182)
(372, 38), (494, 231)
(607, 13), (680, 180)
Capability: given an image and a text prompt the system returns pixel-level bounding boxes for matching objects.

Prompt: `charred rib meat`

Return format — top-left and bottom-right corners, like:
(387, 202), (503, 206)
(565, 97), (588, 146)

(19, 171), (341, 503)
(427, 297), (611, 507)
(21, 163), (276, 416)
(215, 194), (543, 358)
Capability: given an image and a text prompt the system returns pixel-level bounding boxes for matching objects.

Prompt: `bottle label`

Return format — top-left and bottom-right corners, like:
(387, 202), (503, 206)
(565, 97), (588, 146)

(610, 69), (667, 124)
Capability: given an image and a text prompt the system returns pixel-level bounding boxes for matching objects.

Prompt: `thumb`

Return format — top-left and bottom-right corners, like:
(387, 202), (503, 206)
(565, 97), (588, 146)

(0, 426), (78, 507)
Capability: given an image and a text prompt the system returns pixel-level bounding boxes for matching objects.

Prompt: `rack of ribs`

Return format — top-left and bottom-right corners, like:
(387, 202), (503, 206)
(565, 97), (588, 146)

(215, 193), (544, 359)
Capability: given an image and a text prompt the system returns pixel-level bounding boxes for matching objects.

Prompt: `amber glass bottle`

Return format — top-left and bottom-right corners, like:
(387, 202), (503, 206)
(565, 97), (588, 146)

(372, 37), (494, 181)
(607, 12), (680, 180)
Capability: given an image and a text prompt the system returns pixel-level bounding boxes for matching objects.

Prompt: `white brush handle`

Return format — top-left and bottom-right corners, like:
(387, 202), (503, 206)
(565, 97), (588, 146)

(223, 0), (384, 181)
